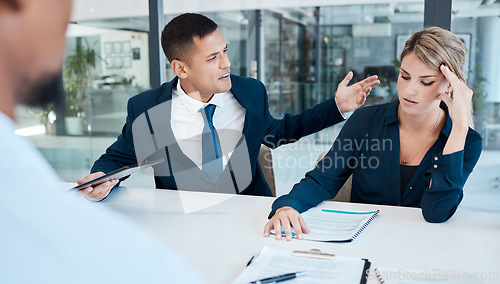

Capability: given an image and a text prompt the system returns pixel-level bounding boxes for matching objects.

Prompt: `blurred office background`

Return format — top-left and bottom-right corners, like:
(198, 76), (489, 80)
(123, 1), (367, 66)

(15, 0), (500, 212)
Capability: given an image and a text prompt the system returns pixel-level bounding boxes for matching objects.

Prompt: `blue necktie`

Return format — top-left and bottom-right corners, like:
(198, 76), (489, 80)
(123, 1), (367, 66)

(202, 104), (223, 182)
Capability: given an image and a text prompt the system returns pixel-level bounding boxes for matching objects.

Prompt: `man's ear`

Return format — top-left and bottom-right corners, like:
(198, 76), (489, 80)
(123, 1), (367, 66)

(171, 59), (189, 79)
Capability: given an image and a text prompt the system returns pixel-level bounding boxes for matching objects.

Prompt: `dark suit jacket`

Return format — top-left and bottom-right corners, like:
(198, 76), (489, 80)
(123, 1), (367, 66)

(91, 75), (344, 196)
(271, 100), (482, 222)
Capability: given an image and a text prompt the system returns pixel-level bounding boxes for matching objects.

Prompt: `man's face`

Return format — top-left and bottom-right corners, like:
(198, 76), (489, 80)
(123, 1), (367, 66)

(180, 29), (231, 99)
(1, 0), (72, 107)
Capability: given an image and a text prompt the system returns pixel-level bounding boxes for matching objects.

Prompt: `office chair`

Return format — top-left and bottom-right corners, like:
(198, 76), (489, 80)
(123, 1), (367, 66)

(316, 152), (352, 202)
(258, 145), (276, 197)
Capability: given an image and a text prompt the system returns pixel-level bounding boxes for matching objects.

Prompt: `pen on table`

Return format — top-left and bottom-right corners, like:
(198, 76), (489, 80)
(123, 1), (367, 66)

(249, 271), (306, 284)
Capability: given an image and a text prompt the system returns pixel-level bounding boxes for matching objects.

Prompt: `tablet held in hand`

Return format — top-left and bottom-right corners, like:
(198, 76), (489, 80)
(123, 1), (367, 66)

(72, 159), (164, 190)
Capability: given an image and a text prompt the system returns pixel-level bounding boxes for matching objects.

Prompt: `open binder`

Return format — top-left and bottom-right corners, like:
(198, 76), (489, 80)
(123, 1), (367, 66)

(272, 207), (380, 242)
(233, 247), (370, 284)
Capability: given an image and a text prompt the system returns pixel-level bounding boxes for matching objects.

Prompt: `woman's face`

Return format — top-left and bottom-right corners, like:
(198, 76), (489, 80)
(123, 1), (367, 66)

(397, 52), (451, 116)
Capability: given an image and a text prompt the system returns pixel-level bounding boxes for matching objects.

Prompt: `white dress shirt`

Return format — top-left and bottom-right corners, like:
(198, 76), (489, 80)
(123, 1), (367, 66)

(171, 80), (246, 170)
(0, 112), (203, 284)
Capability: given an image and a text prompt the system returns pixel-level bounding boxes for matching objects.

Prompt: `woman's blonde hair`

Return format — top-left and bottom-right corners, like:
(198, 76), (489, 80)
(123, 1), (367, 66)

(401, 26), (473, 127)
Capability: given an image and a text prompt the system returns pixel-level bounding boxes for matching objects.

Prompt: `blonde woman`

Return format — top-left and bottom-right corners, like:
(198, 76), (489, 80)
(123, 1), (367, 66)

(265, 27), (482, 241)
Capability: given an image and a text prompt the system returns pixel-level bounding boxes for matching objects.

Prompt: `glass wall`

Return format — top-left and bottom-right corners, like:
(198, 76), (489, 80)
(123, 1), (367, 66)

(66, 25), (151, 136)
(319, 3), (424, 107)
(262, 9), (316, 116)
(450, 0), (500, 212)
(450, 0), (500, 148)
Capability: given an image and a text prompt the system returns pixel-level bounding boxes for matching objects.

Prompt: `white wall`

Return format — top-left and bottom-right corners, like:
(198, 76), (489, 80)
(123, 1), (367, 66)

(67, 24), (150, 89)
(99, 31), (150, 89)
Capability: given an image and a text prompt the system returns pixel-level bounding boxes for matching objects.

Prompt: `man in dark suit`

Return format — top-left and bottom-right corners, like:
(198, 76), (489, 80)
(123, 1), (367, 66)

(77, 13), (379, 201)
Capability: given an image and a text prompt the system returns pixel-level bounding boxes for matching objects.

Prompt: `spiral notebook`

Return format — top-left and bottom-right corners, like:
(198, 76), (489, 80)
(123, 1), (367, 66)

(272, 207), (379, 242)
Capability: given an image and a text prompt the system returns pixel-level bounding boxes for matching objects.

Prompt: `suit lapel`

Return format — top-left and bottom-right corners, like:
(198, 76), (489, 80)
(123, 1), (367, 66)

(230, 75), (256, 137)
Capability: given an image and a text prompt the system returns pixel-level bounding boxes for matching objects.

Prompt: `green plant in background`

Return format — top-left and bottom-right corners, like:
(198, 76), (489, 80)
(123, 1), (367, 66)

(26, 104), (57, 134)
(372, 75), (389, 97)
(392, 57), (401, 70)
(469, 65), (488, 115)
(27, 105), (55, 126)
(378, 76), (388, 88)
(63, 38), (99, 117)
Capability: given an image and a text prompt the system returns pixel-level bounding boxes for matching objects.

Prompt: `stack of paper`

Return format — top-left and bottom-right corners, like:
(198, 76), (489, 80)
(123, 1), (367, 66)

(233, 247), (370, 284)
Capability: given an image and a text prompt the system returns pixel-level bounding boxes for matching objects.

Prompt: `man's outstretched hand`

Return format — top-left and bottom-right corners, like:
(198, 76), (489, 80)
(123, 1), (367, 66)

(334, 71), (380, 114)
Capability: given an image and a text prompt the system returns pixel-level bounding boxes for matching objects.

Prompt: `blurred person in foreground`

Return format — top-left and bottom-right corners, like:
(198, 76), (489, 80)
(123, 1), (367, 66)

(0, 0), (203, 283)
(265, 27), (482, 241)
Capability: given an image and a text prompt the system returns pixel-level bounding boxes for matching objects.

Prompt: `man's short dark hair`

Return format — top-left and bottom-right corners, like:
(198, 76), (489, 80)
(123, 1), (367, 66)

(161, 13), (218, 64)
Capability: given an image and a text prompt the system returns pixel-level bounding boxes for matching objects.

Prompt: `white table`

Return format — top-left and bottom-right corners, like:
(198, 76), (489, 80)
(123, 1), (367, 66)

(99, 186), (500, 284)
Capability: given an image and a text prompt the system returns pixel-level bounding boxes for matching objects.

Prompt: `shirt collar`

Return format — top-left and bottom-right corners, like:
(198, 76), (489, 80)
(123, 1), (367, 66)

(175, 80), (224, 113)
(385, 99), (400, 126)
(439, 102), (453, 137)
(384, 99), (453, 137)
